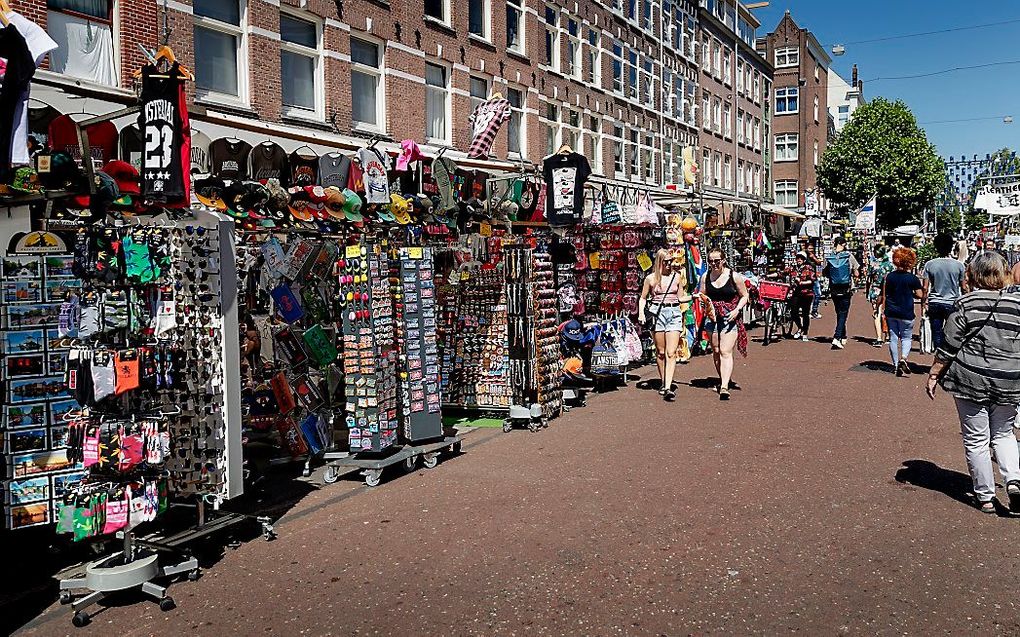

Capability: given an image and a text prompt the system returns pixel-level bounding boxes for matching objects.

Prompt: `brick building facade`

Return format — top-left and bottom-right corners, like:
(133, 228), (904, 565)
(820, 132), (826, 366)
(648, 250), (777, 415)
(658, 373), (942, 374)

(16, 0), (771, 198)
(757, 10), (830, 213)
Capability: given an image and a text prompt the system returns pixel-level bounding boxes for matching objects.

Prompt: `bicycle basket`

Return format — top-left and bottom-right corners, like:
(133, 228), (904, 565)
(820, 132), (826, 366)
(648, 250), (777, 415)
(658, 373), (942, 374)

(758, 280), (791, 301)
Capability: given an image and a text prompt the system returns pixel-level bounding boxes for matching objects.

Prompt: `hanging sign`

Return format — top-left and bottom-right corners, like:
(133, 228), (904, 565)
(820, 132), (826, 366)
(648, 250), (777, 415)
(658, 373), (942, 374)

(853, 196), (877, 231)
(637, 252), (653, 271)
(479, 221), (492, 237)
(8, 232), (68, 254)
(974, 181), (1020, 217)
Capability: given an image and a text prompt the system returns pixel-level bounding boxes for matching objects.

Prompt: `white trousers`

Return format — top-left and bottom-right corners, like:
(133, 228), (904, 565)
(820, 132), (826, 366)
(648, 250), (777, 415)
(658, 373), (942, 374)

(955, 398), (1020, 502)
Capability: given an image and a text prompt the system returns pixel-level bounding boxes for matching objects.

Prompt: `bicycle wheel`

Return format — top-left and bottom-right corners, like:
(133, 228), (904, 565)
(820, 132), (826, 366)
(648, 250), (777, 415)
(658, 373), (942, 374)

(762, 306), (774, 345)
(780, 301), (794, 338)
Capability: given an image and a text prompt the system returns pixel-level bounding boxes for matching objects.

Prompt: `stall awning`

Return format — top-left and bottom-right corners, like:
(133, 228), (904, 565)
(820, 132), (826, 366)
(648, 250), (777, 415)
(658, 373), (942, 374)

(761, 203), (806, 219)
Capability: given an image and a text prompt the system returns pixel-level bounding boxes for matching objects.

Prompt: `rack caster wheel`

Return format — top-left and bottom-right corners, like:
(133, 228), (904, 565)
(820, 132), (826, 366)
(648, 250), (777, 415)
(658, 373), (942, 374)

(301, 468), (312, 478)
(188, 569), (201, 582)
(72, 611), (90, 627)
(364, 469), (382, 488)
(59, 591), (73, 605)
(322, 466), (340, 485)
(502, 420), (513, 433)
(403, 456), (417, 473)
(451, 441), (462, 453)
(159, 597), (176, 612)
(528, 421), (540, 433)
(422, 453), (438, 469)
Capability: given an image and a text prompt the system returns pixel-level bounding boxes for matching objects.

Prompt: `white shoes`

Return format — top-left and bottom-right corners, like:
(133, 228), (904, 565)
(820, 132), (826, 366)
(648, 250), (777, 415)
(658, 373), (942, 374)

(832, 338), (844, 349)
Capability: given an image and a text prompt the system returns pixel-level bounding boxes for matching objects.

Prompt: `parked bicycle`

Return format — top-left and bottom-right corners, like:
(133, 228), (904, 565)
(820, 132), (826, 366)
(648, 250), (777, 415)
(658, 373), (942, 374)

(758, 279), (794, 346)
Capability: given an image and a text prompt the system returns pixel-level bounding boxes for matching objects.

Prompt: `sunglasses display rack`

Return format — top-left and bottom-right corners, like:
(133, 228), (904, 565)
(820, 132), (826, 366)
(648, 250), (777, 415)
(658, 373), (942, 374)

(0, 252), (83, 530)
(505, 245), (562, 425)
(394, 248), (443, 442)
(441, 267), (511, 410)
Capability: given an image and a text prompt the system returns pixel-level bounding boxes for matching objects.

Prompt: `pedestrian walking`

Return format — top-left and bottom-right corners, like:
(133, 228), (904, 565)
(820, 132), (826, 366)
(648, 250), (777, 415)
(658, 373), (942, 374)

(922, 234), (967, 352)
(699, 248), (749, 401)
(867, 245), (893, 347)
(927, 252), (1020, 514)
(823, 236), (860, 349)
(1011, 258), (1020, 286)
(804, 242), (824, 320)
(877, 247), (922, 376)
(638, 249), (689, 402)
(788, 251), (816, 342)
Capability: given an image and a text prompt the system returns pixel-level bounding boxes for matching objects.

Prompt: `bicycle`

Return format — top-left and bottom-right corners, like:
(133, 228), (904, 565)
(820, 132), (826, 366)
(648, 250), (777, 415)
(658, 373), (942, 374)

(758, 280), (794, 346)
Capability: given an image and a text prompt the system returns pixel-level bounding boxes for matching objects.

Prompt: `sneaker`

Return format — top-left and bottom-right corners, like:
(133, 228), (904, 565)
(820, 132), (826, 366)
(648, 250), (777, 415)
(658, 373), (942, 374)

(831, 338), (844, 349)
(841, 339), (849, 347)
(811, 312), (822, 320)
(1008, 482), (1020, 515)
(663, 389), (677, 402)
(895, 363), (904, 377)
(719, 388), (731, 401)
(801, 335), (810, 342)
(872, 340), (884, 348)
(899, 361), (912, 376)
(792, 331), (803, 340)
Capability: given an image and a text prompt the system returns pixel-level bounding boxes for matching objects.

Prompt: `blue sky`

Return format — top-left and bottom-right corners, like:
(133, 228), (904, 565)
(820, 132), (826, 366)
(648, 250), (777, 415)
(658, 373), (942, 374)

(752, 1), (1020, 161)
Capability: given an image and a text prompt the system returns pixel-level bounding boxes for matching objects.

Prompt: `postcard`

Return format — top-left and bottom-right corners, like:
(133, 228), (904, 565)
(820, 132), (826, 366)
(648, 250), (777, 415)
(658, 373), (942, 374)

(6, 353), (45, 378)
(3, 280), (43, 304)
(2, 256), (41, 279)
(51, 471), (87, 499)
(11, 449), (74, 478)
(44, 278), (81, 302)
(44, 255), (75, 278)
(8, 428), (47, 454)
(7, 502), (50, 528)
(3, 329), (45, 354)
(3, 303), (60, 328)
(9, 376), (69, 404)
(5, 403), (47, 429)
(7, 476), (50, 505)
(48, 400), (77, 425)
(47, 351), (68, 375)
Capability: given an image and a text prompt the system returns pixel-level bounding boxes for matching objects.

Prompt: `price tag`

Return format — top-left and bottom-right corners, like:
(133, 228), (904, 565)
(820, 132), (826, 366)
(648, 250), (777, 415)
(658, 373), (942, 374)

(407, 247), (423, 260)
(589, 251), (600, 270)
(479, 222), (492, 237)
(637, 252), (653, 271)
(345, 245), (361, 258)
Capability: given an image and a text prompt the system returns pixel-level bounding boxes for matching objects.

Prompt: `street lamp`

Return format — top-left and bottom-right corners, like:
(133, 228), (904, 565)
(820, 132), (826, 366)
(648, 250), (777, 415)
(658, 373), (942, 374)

(831, 44), (845, 56)
(1005, 116), (1014, 124)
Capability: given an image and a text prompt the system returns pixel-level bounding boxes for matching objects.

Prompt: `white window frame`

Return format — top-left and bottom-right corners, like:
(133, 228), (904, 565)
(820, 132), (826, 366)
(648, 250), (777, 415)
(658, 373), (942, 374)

(468, 0), (491, 41)
(736, 109), (744, 144)
(723, 155), (732, 190)
(506, 86), (525, 157)
(774, 133), (799, 162)
(813, 140), (819, 166)
(701, 94), (710, 130)
(723, 49), (732, 86)
(424, 0), (451, 27)
(613, 127), (625, 177)
(837, 104), (850, 126)
(541, 101), (561, 156)
(736, 59), (744, 93)
(737, 159), (744, 192)
(813, 95), (819, 122)
(543, 5), (560, 70)
(586, 28), (601, 86)
(774, 180), (798, 207)
(701, 41), (710, 72)
(712, 152), (721, 187)
(712, 98), (721, 134)
(350, 34), (385, 133)
(611, 41), (625, 93)
(279, 9), (324, 122)
(753, 73), (760, 105)
(776, 87), (799, 114)
(775, 46), (799, 68)
(713, 39), (722, 78)
(587, 115), (603, 175)
(753, 118), (761, 150)
(469, 75), (490, 114)
(723, 102), (731, 139)
(702, 149), (711, 186)
(565, 18), (581, 79)
(425, 61), (451, 144)
(506, 0), (525, 54)
(193, 0), (249, 107)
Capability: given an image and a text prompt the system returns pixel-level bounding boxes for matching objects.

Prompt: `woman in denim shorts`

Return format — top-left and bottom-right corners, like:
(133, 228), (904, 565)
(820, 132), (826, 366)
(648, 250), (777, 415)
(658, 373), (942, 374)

(638, 249), (690, 402)
(699, 249), (749, 400)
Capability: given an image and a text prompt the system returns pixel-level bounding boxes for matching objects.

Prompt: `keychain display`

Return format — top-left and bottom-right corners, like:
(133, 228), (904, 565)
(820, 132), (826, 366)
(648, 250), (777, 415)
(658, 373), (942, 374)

(395, 248), (443, 441)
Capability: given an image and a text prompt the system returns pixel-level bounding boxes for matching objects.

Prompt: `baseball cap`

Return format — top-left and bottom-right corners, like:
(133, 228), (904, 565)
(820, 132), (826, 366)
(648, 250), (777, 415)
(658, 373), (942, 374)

(10, 167), (42, 193)
(222, 182), (255, 219)
(562, 357), (584, 375)
(38, 152), (82, 190)
(341, 188), (363, 222)
(391, 194), (412, 225)
(194, 176), (227, 211)
(559, 319), (584, 342)
(303, 185), (328, 220)
(264, 178), (290, 216)
(102, 160), (140, 195)
(288, 186), (314, 222)
(323, 186), (347, 221)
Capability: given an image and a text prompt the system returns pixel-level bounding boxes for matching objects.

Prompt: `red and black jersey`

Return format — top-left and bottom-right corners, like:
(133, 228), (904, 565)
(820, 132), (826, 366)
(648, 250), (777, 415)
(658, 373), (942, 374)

(138, 62), (190, 205)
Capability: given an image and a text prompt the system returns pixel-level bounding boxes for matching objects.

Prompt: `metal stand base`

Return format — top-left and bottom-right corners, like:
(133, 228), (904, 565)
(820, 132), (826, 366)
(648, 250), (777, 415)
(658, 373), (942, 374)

(58, 546), (199, 627)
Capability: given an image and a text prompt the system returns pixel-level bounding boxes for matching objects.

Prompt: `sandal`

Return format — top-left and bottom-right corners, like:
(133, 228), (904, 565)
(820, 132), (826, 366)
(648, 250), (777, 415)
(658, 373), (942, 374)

(1007, 481), (1020, 515)
(719, 388), (731, 401)
(977, 498), (997, 515)
(663, 389), (676, 402)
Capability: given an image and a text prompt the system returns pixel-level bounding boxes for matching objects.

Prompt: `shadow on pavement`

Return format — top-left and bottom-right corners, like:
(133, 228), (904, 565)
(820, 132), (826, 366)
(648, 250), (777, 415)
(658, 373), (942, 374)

(895, 459), (975, 507)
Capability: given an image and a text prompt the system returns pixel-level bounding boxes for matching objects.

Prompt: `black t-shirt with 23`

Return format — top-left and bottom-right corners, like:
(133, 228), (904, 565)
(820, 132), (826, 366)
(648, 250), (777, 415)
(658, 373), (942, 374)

(542, 152), (592, 226)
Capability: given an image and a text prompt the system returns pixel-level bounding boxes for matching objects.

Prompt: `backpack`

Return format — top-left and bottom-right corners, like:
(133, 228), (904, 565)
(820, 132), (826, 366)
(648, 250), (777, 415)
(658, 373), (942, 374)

(826, 252), (852, 285)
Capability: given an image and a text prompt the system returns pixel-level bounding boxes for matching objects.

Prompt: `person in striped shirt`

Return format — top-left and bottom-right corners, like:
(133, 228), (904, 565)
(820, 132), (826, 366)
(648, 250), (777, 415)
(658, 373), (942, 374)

(928, 252), (1020, 514)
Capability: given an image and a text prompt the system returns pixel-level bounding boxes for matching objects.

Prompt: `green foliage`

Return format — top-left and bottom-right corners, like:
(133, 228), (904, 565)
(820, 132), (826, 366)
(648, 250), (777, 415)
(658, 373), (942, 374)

(817, 98), (946, 230)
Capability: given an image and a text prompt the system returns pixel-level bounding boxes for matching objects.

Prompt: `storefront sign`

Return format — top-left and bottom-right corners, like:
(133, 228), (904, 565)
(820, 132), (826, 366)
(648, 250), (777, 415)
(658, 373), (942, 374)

(974, 181), (1020, 217)
(7, 232), (68, 254)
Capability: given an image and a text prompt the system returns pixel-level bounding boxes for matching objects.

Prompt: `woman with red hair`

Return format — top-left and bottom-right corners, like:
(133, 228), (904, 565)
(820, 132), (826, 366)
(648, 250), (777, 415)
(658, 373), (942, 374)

(877, 247), (923, 376)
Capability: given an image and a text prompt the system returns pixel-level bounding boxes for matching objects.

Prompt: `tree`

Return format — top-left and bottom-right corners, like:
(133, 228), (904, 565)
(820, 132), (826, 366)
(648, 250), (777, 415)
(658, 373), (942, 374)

(817, 98), (945, 230)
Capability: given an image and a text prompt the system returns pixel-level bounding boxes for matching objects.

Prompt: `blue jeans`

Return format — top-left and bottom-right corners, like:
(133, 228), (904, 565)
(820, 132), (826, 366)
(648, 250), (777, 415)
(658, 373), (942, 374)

(887, 317), (914, 366)
(927, 302), (956, 351)
(832, 294), (852, 340)
(811, 280), (822, 314)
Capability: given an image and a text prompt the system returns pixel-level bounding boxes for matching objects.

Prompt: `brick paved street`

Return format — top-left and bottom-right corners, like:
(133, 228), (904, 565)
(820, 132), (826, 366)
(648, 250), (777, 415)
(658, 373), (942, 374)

(16, 299), (1020, 636)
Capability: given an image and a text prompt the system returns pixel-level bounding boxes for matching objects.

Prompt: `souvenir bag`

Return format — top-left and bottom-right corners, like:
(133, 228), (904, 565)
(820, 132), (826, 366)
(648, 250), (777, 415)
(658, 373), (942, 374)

(276, 416), (309, 458)
(587, 187), (604, 225)
(607, 321), (630, 367)
(622, 318), (643, 362)
(601, 189), (622, 224)
(590, 332), (622, 377)
(298, 413), (324, 455)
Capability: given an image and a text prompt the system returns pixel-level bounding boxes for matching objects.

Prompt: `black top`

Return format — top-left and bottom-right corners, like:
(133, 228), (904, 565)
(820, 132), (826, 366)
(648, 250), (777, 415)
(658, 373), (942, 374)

(138, 62), (188, 200)
(542, 152), (592, 226)
(0, 24), (34, 177)
(884, 270), (922, 320)
(249, 142), (289, 184)
(290, 150), (319, 186)
(209, 138), (252, 180)
(705, 270), (739, 302)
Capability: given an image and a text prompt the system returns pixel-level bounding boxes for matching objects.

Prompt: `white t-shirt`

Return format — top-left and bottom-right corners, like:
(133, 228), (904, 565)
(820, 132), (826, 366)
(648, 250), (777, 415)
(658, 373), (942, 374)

(357, 147), (391, 204)
(7, 12), (57, 165)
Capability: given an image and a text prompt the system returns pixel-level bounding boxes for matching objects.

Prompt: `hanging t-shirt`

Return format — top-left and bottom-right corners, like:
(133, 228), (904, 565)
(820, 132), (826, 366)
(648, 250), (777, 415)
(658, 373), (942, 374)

(209, 138), (252, 180)
(249, 142), (289, 184)
(119, 124), (144, 171)
(190, 129), (212, 176)
(4, 13), (56, 170)
(28, 102), (60, 148)
(542, 152), (592, 227)
(289, 149), (319, 186)
(49, 114), (119, 167)
(0, 23), (34, 176)
(357, 147), (390, 204)
(346, 159), (364, 192)
(467, 98), (511, 159)
(138, 61), (189, 201)
(319, 152), (350, 189)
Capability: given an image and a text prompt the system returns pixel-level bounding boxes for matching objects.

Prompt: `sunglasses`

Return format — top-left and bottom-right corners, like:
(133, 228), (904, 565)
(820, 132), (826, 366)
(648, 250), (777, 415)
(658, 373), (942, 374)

(708, 258), (724, 264)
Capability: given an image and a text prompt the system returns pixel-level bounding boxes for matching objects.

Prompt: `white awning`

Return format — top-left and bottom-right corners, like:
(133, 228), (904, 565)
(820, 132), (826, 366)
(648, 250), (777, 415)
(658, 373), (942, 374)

(760, 203), (806, 219)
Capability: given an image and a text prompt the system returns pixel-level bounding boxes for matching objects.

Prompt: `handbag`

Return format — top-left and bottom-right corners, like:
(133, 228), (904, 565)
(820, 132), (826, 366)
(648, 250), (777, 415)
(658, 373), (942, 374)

(643, 272), (677, 331)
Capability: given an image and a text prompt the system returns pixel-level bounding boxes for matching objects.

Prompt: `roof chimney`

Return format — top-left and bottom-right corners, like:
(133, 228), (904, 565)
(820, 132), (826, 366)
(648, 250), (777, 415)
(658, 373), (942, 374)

(851, 64), (858, 86)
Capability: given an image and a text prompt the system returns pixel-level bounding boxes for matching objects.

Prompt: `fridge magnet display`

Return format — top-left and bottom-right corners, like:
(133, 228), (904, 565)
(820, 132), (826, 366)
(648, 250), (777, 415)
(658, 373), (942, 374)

(2, 256), (42, 279)
(3, 280), (43, 304)
(5, 403), (47, 428)
(7, 476), (50, 505)
(51, 471), (87, 499)
(11, 449), (75, 478)
(8, 376), (69, 403)
(8, 429), (48, 454)
(6, 353), (46, 378)
(3, 303), (61, 328)
(3, 329), (45, 354)
(8, 502), (50, 528)
(44, 255), (76, 277)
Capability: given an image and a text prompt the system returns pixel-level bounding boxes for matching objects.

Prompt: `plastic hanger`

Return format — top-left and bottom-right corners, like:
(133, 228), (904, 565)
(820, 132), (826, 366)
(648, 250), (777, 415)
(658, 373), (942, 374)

(557, 144), (572, 155)
(132, 46), (194, 80)
(292, 144), (318, 158)
(0, 1), (9, 27)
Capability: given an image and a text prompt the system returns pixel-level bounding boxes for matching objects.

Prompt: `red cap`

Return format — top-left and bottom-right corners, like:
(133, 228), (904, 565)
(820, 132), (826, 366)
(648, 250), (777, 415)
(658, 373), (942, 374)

(102, 160), (141, 195)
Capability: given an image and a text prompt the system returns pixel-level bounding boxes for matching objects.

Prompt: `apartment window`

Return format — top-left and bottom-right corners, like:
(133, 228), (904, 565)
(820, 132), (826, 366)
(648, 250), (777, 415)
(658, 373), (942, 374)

(712, 98), (721, 133)
(736, 110), (744, 144)
(813, 95), (819, 122)
(626, 0), (637, 21)
(506, 0), (524, 53)
(507, 88), (524, 155)
(775, 46), (799, 68)
(813, 141), (819, 166)
(723, 49), (732, 85)
(586, 29), (601, 85)
(193, 0), (244, 100)
(701, 94), (710, 130)
(351, 37), (383, 129)
(47, 0), (117, 86)
(774, 180), (798, 207)
(468, 0), (490, 39)
(775, 133), (798, 162)
(544, 6), (559, 69)
(643, 134), (654, 181)
(562, 109), (581, 153)
(627, 50), (639, 99)
(587, 116), (602, 174)
(641, 0), (652, 30)
(753, 119), (761, 150)
(745, 164), (752, 194)
(425, 63), (450, 142)
(424, 0), (448, 24)
(753, 73), (760, 104)
(702, 41), (710, 72)
(614, 126), (625, 176)
(723, 156), (732, 190)
(723, 103), (731, 139)
(736, 60), (744, 93)
(712, 152), (721, 187)
(566, 19), (581, 78)
(713, 40), (721, 77)
(469, 76), (489, 116)
(611, 42), (624, 92)
(754, 166), (761, 196)
(280, 13), (322, 119)
(814, 62), (820, 82)
(776, 87), (799, 114)
(838, 104), (850, 126)
(702, 149), (711, 185)
(543, 102), (560, 156)
(737, 160), (744, 192)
